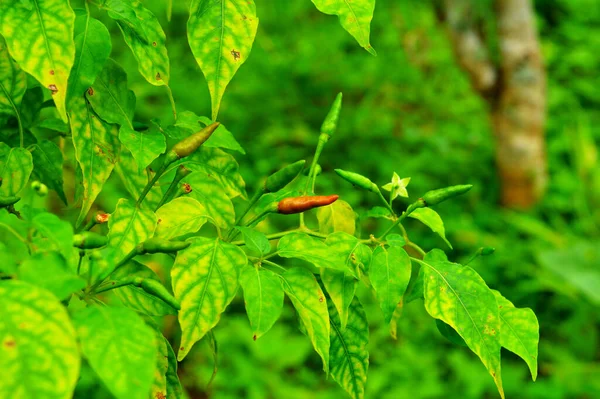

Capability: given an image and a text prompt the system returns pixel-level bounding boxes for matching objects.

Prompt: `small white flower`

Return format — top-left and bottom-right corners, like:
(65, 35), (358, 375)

(382, 172), (410, 200)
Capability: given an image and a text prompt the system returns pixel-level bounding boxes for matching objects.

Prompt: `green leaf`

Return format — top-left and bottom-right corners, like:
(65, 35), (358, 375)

(385, 233), (406, 247)
(240, 265), (284, 340)
(86, 58), (135, 128)
(31, 211), (74, 258)
(0, 209), (30, 264)
(283, 267), (330, 373)
(114, 149), (162, 210)
(73, 306), (157, 399)
(420, 256), (504, 398)
(0, 36), (27, 119)
(171, 237), (246, 360)
(362, 206), (392, 220)
(149, 326), (168, 399)
(187, 0), (259, 120)
(0, 242), (17, 274)
(0, 280), (80, 399)
(0, 0), (76, 121)
(278, 233), (351, 274)
(107, 198), (157, 264)
(18, 251), (85, 300)
(182, 147), (247, 199)
(235, 226), (270, 256)
(67, 10), (112, 104)
(0, 143), (33, 196)
(118, 123), (166, 170)
(68, 96), (120, 226)
(317, 199), (356, 235)
(165, 338), (184, 399)
(323, 232), (371, 329)
(155, 197), (210, 240)
(311, 0), (376, 56)
(169, 111), (245, 154)
(369, 245), (411, 323)
(103, 0), (170, 85)
(436, 319), (467, 347)
(29, 139), (67, 204)
(329, 297), (369, 399)
(493, 290), (539, 381)
(185, 171), (235, 229)
(408, 207), (452, 249)
(109, 260), (177, 316)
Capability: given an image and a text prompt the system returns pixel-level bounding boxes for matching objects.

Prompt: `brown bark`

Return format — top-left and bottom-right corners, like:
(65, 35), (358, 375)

(439, 0), (547, 208)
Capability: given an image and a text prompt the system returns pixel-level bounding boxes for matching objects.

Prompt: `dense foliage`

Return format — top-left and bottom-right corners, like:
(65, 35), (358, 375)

(1, 1), (598, 399)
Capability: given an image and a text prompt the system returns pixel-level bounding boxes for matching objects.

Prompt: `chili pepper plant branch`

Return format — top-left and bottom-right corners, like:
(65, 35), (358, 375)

(136, 163), (168, 207)
(165, 85), (177, 121)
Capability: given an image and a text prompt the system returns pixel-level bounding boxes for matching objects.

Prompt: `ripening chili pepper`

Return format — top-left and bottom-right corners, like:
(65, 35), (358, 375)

(136, 278), (181, 310)
(73, 231), (108, 249)
(419, 184), (473, 207)
(277, 195), (339, 214)
(264, 160), (306, 193)
(94, 211), (110, 224)
(166, 122), (220, 163)
(334, 169), (378, 192)
(321, 93), (342, 138)
(139, 237), (190, 254)
(0, 195), (20, 207)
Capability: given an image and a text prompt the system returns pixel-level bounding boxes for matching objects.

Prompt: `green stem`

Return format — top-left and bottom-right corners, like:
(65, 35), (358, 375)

(378, 203), (419, 240)
(261, 259), (287, 273)
(232, 227), (327, 246)
(94, 278), (136, 294)
(228, 209), (272, 241)
(76, 251), (84, 275)
(166, 85), (177, 121)
(376, 188), (395, 215)
(80, 217), (96, 233)
(304, 134), (327, 194)
(137, 163), (168, 207)
(231, 189), (263, 229)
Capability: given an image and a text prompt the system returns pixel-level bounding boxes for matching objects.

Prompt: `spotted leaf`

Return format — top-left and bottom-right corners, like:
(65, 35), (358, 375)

(0, 280), (80, 399)
(118, 123), (165, 170)
(311, 0), (376, 56)
(187, 0), (259, 120)
(184, 171), (235, 229)
(0, 143), (33, 197)
(155, 197), (211, 240)
(171, 237), (246, 360)
(0, 0), (76, 121)
(107, 198), (157, 264)
(278, 233), (351, 275)
(317, 199), (356, 235)
(165, 337), (183, 398)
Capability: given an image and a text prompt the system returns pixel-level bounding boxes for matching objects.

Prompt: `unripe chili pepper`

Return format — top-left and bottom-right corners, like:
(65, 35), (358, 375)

(264, 160), (306, 193)
(31, 181), (48, 197)
(419, 184), (473, 207)
(166, 122), (220, 163)
(304, 164), (321, 177)
(321, 93), (342, 137)
(138, 237), (190, 254)
(136, 278), (181, 310)
(277, 195), (339, 214)
(481, 247), (495, 256)
(334, 169), (378, 192)
(73, 231), (108, 249)
(0, 195), (20, 207)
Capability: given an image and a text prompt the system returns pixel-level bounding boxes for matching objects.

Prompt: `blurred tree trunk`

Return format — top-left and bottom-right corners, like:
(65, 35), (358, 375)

(438, 0), (547, 208)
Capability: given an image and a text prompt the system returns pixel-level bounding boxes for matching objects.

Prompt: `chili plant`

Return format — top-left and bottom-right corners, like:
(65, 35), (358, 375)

(0, 1), (538, 399)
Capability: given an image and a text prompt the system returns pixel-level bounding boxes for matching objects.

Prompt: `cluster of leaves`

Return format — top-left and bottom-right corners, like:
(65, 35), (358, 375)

(0, 1), (539, 399)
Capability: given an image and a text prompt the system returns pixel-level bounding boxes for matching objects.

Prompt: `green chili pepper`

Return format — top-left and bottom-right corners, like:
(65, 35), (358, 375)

(277, 195), (339, 214)
(73, 232), (108, 249)
(166, 122), (220, 163)
(0, 195), (20, 207)
(321, 92), (342, 138)
(31, 181), (48, 197)
(264, 160), (306, 193)
(420, 184), (473, 206)
(481, 247), (496, 256)
(334, 169), (378, 192)
(137, 278), (181, 310)
(139, 237), (190, 254)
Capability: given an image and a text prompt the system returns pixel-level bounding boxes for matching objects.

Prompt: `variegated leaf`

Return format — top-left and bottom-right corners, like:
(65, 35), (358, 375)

(317, 199), (356, 235)
(114, 149), (163, 210)
(118, 123), (165, 170)
(155, 197), (210, 240)
(329, 297), (369, 399)
(184, 171), (235, 229)
(311, 0), (376, 55)
(149, 326), (168, 399)
(240, 265), (284, 340)
(0, 143), (33, 197)
(187, 0), (259, 120)
(0, 280), (80, 399)
(0, 0), (76, 121)
(369, 245), (411, 323)
(107, 198), (157, 264)
(283, 267), (330, 373)
(68, 96), (119, 226)
(165, 338), (183, 398)
(409, 207), (452, 249)
(278, 233), (350, 274)
(29, 139), (67, 204)
(171, 237), (246, 360)
(0, 36), (27, 122)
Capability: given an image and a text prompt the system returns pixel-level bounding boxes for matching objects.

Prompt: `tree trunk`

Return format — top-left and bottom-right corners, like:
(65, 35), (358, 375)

(439, 0), (547, 208)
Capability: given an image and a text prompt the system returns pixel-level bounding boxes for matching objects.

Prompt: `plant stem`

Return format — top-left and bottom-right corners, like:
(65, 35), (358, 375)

(231, 189), (263, 229)
(376, 188), (395, 215)
(261, 259), (287, 273)
(166, 85), (177, 121)
(137, 163), (168, 207)
(378, 203), (419, 240)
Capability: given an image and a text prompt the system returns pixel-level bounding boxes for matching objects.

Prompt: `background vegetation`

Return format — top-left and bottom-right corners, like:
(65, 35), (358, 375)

(8, 0), (600, 398)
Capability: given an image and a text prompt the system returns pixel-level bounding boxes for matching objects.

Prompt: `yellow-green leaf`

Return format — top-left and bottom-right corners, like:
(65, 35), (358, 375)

(68, 96), (120, 226)
(0, 0), (76, 121)
(369, 245), (411, 323)
(171, 237), (246, 360)
(283, 267), (330, 373)
(409, 207), (452, 249)
(29, 139), (67, 204)
(329, 297), (369, 399)
(278, 233), (351, 275)
(155, 197), (210, 240)
(107, 198), (157, 264)
(239, 265), (284, 340)
(73, 306), (158, 399)
(187, 0), (259, 120)
(419, 255), (504, 398)
(118, 123), (165, 170)
(0, 280), (80, 399)
(311, 0), (376, 56)
(0, 36), (27, 121)
(184, 171), (235, 229)
(149, 325), (168, 399)
(493, 290), (539, 381)
(0, 143), (33, 197)
(114, 149), (163, 210)
(165, 337), (184, 398)
(317, 199), (356, 235)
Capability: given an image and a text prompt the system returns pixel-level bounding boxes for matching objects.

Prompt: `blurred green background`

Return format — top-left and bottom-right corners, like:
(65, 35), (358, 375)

(78, 0), (600, 398)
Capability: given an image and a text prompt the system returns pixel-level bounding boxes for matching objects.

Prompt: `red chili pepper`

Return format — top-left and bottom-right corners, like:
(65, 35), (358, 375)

(277, 195), (339, 214)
